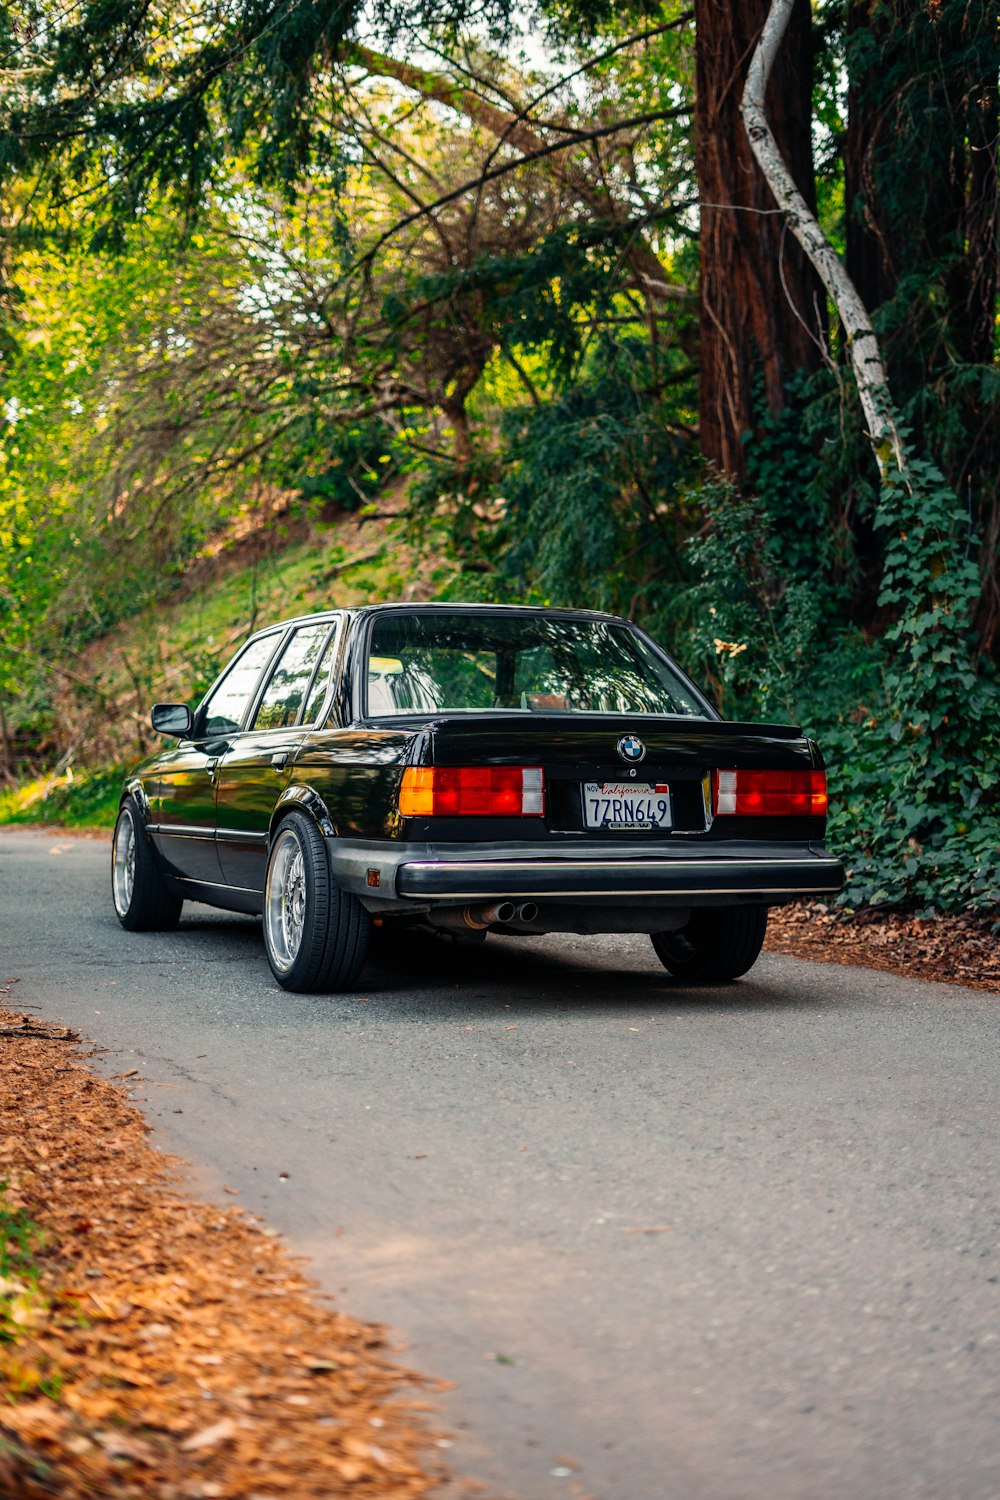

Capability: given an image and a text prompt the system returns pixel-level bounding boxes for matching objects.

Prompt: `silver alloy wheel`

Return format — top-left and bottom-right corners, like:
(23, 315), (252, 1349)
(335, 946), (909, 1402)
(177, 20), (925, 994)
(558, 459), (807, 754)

(265, 827), (308, 972)
(112, 808), (137, 917)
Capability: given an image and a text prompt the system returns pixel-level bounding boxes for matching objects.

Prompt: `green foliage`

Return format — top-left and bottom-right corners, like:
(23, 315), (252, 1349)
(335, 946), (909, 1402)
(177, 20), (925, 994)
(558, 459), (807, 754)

(3, 0), (359, 227)
(2, 0), (531, 239)
(685, 444), (1000, 916)
(1, 1181), (45, 1338)
(855, 451), (1000, 911)
(0, 208), (302, 735)
(0, 1185), (42, 1283)
(0, 766), (128, 830)
(383, 224), (656, 386)
(0, 1181), (63, 1399)
(485, 336), (697, 628)
(683, 374), (862, 723)
(268, 416), (399, 516)
(540, 0), (665, 46)
(395, 329), (700, 636)
(684, 486), (827, 725)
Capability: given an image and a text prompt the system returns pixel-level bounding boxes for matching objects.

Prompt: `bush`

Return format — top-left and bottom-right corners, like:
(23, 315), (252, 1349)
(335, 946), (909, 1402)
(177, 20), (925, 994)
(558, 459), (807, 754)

(684, 464), (1000, 917)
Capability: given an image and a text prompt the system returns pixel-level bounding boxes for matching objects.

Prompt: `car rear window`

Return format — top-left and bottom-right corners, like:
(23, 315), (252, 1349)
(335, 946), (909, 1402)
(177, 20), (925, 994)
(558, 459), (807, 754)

(365, 612), (707, 719)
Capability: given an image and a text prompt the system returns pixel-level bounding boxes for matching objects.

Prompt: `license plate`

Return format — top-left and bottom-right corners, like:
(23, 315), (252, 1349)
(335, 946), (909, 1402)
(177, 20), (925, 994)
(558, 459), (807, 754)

(582, 781), (672, 830)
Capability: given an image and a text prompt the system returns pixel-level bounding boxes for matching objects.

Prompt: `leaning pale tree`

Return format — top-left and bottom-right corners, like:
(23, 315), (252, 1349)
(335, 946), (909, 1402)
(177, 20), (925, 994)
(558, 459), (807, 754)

(741, 0), (904, 477)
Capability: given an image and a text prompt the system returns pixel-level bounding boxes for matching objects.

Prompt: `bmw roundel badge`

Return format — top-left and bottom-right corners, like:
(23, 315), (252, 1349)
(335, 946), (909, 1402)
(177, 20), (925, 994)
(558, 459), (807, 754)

(617, 734), (646, 763)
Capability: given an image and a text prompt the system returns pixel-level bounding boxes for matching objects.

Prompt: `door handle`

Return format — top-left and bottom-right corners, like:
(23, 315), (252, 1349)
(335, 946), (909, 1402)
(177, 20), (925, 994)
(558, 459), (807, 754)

(271, 751), (288, 771)
(206, 758), (219, 781)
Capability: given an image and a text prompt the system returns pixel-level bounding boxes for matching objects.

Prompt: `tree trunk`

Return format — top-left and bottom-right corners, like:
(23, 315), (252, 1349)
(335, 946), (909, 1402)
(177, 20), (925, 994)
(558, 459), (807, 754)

(442, 396), (473, 467)
(962, 35), (999, 369)
(843, 0), (895, 318)
(741, 0), (905, 473)
(694, 0), (824, 480)
(841, 0), (1000, 647)
(844, 0), (998, 364)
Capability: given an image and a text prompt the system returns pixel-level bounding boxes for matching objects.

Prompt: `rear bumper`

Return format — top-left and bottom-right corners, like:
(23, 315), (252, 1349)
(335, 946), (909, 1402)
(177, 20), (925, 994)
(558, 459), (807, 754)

(328, 837), (845, 909)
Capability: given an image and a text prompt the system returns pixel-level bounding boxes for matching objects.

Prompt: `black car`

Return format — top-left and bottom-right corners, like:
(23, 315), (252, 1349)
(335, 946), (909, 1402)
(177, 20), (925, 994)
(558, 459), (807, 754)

(112, 603), (844, 991)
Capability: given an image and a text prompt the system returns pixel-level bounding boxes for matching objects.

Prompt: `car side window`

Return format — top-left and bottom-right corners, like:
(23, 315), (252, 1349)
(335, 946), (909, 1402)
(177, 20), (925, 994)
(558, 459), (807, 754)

(300, 625), (340, 726)
(200, 634), (281, 738)
(252, 623), (330, 731)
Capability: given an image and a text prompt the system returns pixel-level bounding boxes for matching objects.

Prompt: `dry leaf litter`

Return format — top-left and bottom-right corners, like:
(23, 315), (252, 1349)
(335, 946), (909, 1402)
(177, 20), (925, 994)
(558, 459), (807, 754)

(765, 902), (999, 993)
(0, 984), (449, 1499)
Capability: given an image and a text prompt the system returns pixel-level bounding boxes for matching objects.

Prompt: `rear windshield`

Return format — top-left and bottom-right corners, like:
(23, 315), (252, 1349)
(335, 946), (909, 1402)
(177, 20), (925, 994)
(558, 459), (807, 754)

(365, 612), (707, 719)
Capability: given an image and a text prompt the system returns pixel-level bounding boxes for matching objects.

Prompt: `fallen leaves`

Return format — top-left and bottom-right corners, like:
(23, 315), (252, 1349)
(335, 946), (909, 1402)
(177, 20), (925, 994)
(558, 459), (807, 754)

(180, 1418), (237, 1453)
(765, 904), (1000, 994)
(0, 999), (450, 1499)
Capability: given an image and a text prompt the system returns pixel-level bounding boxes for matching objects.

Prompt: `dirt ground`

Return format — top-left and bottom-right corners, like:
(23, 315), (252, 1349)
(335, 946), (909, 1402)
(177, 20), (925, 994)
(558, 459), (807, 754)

(0, 981), (454, 1500)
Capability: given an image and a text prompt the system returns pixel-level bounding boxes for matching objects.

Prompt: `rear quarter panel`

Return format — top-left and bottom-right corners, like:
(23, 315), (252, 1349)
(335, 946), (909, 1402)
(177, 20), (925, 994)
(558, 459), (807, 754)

(288, 728), (422, 838)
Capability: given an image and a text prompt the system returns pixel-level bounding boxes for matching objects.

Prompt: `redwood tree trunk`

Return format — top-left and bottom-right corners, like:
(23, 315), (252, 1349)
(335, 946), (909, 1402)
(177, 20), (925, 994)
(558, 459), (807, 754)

(843, 0), (995, 354)
(962, 40), (999, 369)
(843, 0), (895, 318)
(695, 0), (823, 480)
(842, 0), (1000, 650)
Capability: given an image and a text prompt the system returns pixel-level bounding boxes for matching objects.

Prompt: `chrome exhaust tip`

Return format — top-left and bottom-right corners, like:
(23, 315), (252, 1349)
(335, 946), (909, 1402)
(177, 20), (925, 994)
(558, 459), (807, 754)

(428, 900), (517, 932)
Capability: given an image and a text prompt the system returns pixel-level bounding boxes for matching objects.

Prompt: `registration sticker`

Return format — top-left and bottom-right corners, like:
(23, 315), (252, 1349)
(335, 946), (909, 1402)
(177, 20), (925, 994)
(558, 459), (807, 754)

(582, 781), (672, 830)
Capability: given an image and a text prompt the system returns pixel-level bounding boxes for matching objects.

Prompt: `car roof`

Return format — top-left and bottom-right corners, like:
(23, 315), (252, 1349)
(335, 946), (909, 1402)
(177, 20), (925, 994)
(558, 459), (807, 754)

(248, 601), (633, 639)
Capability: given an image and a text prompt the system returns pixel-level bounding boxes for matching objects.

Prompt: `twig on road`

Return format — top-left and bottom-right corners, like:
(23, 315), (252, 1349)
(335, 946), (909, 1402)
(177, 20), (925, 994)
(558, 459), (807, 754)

(0, 1016), (80, 1040)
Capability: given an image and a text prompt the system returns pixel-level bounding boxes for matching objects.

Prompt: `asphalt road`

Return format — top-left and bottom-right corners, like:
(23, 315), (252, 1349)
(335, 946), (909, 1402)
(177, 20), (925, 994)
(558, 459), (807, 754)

(2, 828), (998, 1500)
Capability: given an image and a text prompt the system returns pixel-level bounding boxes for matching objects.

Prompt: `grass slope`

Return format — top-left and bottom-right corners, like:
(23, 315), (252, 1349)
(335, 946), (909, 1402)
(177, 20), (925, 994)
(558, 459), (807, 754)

(1, 505), (447, 830)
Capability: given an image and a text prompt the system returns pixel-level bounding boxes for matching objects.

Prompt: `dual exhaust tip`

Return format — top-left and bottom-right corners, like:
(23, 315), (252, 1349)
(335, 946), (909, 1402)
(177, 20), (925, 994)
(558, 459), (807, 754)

(429, 901), (539, 932)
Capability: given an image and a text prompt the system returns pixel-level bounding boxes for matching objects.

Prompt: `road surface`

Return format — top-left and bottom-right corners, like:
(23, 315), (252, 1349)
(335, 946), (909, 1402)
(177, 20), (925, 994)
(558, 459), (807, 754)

(2, 828), (997, 1499)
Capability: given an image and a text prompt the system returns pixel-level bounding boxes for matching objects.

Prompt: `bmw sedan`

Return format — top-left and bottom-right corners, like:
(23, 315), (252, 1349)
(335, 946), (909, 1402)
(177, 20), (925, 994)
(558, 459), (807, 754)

(112, 603), (843, 991)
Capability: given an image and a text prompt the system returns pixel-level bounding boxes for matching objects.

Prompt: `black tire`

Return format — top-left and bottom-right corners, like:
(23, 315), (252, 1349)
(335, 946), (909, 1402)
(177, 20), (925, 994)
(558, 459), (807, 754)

(111, 797), (183, 932)
(262, 811), (370, 992)
(651, 905), (768, 983)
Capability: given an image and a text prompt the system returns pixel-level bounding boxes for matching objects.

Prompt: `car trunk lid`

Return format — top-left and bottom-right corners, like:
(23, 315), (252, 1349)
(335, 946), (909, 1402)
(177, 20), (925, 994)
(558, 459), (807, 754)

(422, 713), (819, 839)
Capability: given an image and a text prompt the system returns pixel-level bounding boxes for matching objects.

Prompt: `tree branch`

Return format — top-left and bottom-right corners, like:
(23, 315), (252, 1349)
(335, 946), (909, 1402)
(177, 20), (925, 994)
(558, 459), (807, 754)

(347, 32), (693, 301)
(335, 104), (689, 294)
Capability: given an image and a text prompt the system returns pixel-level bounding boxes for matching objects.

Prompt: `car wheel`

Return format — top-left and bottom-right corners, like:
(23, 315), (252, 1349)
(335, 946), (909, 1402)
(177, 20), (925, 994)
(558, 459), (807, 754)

(651, 905), (768, 983)
(263, 812), (370, 992)
(112, 798), (183, 932)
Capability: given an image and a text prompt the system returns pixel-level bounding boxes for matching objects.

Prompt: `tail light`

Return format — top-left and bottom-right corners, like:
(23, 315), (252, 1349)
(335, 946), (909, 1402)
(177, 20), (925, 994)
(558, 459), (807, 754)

(713, 768), (827, 816)
(399, 766), (545, 817)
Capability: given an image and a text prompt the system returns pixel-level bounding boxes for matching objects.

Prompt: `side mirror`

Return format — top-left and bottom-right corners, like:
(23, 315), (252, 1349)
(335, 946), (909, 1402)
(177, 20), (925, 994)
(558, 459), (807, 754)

(151, 702), (194, 737)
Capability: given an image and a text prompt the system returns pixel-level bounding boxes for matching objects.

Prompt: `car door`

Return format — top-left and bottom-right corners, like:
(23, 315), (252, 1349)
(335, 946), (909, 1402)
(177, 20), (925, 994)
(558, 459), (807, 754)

(215, 618), (341, 890)
(149, 631), (283, 884)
